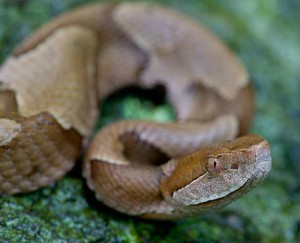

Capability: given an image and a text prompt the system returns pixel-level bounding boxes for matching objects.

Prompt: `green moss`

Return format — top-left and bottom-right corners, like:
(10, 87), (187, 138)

(96, 87), (175, 130)
(1, 0), (300, 242)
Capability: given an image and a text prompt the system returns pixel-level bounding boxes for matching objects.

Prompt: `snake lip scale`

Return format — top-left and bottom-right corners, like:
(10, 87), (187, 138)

(0, 2), (272, 219)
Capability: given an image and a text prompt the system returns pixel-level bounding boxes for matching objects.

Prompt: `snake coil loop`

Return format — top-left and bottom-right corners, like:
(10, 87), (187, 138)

(0, 3), (271, 219)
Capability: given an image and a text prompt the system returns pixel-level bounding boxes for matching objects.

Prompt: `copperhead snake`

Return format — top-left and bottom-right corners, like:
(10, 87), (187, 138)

(0, 3), (272, 220)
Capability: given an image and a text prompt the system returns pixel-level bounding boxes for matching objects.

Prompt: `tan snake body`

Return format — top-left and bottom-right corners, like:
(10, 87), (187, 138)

(0, 3), (271, 219)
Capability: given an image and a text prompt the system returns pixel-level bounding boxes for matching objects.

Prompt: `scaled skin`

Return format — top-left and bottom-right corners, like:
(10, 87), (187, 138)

(0, 2), (271, 219)
(162, 135), (271, 216)
(86, 122), (271, 219)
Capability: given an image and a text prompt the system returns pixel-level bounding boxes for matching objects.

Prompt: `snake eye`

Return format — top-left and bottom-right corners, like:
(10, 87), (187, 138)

(207, 157), (223, 174)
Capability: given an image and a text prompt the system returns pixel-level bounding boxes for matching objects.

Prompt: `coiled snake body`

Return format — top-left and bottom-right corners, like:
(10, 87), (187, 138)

(0, 3), (271, 219)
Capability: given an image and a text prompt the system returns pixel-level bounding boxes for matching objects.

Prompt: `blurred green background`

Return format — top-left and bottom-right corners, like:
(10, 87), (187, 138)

(0, 0), (299, 242)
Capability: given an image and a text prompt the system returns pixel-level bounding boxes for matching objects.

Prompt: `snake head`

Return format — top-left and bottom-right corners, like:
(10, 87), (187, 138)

(160, 134), (271, 215)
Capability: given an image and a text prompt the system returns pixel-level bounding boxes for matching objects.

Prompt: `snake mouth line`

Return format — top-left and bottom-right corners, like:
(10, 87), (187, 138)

(187, 178), (252, 208)
(188, 157), (271, 207)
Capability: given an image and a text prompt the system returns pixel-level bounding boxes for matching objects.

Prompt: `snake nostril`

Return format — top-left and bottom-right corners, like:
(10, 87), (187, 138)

(231, 163), (239, 169)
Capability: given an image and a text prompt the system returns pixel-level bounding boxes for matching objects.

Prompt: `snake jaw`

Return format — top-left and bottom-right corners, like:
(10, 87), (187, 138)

(169, 135), (271, 209)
